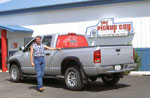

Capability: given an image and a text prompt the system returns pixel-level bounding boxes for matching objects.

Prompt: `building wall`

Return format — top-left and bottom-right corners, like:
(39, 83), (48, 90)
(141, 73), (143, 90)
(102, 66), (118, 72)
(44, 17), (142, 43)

(0, 1), (150, 48)
(136, 48), (150, 71)
(0, 30), (32, 56)
(0, 1), (150, 70)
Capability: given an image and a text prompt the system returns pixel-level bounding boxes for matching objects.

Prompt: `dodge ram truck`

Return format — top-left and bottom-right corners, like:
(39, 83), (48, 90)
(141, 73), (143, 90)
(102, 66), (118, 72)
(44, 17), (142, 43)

(8, 33), (137, 90)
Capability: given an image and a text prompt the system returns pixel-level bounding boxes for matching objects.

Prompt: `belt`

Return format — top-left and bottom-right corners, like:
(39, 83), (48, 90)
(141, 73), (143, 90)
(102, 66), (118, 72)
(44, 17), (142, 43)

(34, 56), (44, 58)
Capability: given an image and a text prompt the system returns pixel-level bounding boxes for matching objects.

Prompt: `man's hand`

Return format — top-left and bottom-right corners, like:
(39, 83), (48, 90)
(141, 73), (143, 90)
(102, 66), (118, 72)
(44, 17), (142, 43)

(44, 45), (61, 50)
(57, 48), (61, 50)
(30, 46), (34, 67)
(31, 62), (35, 67)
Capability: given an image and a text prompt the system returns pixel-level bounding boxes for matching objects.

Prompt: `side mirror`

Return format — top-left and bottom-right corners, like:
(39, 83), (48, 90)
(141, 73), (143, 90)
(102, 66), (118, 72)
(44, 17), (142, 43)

(19, 46), (25, 51)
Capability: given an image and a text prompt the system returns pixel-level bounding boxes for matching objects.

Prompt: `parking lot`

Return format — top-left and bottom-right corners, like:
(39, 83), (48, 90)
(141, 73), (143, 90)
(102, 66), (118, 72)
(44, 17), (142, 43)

(0, 72), (150, 98)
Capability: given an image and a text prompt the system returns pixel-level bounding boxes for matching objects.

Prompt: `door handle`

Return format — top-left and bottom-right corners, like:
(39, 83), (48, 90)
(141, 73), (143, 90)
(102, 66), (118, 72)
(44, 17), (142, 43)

(116, 49), (120, 52)
(46, 53), (50, 55)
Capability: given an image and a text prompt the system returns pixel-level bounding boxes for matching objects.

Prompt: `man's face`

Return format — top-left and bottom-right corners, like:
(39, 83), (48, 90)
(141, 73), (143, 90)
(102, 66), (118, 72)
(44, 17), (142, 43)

(36, 37), (41, 44)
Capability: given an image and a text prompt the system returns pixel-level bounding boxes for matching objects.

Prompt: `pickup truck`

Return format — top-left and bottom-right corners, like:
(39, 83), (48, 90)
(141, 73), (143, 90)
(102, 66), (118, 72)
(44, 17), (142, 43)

(8, 33), (137, 90)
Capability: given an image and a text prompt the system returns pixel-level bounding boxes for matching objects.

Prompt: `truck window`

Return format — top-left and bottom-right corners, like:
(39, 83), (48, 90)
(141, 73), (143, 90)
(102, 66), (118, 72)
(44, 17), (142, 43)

(24, 39), (35, 52)
(24, 37), (33, 46)
(42, 36), (52, 47)
(56, 35), (88, 48)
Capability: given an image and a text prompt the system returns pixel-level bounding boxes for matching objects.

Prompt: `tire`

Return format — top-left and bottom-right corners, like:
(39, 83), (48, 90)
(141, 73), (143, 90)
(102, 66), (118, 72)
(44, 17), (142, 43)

(102, 74), (120, 86)
(90, 77), (97, 81)
(10, 64), (21, 82)
(64, 66), (84, 90)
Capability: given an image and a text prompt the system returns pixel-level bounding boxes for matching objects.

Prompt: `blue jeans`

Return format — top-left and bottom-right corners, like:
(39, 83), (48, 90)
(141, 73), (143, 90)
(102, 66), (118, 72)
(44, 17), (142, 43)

(34, 57), (45, 89)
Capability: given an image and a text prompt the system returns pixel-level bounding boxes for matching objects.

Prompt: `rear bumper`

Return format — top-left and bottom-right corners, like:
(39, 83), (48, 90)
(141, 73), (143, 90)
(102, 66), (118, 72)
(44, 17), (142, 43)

(96, 63), (137, 74)
(83, 63), (137, 76)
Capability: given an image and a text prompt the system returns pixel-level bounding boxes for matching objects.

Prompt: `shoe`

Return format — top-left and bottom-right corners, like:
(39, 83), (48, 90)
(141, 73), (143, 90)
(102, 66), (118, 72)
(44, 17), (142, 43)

(37, 88), (45, 92)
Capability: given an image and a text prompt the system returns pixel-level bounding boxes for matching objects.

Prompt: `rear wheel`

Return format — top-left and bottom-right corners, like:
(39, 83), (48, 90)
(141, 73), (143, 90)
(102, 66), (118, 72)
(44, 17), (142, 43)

(10, 64), (21, 82)
(102, 74), (120, 85)
(65, 66), (84, 90)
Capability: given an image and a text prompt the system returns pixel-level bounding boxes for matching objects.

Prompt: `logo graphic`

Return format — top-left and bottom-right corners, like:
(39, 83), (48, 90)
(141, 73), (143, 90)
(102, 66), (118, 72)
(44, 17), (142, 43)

(85, 18), (134, 37)
(63, 36), (77, 46)
(11, 42), (18, 49)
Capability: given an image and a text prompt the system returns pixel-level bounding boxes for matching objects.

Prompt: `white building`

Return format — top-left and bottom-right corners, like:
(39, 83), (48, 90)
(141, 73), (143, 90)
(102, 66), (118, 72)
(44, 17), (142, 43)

(0, 0), (149, 71)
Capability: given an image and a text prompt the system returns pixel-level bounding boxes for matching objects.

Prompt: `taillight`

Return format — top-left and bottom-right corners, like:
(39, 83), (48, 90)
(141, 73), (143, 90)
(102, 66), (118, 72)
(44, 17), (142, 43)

(133, 48), (135, 60)
(94, 50), (101, 63)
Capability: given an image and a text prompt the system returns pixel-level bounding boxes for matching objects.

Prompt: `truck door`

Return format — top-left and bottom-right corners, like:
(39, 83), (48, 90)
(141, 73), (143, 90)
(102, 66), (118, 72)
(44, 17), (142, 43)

(41, 36), (53, 75)
(20, 39), (36, 74)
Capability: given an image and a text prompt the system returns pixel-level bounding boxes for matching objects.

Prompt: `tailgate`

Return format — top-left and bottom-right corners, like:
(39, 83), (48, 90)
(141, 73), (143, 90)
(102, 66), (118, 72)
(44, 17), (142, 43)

(100, 45), (134, 66)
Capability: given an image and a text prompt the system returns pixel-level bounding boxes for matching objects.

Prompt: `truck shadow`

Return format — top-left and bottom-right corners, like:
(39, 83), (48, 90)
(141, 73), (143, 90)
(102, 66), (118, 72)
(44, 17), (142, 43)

(84, 81), (130, 92)
(6, 77), (131, 92)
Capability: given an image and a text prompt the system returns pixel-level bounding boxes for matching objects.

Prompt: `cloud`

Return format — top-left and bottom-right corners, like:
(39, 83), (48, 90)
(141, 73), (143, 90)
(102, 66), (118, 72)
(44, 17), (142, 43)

(0, 0), (12, 4)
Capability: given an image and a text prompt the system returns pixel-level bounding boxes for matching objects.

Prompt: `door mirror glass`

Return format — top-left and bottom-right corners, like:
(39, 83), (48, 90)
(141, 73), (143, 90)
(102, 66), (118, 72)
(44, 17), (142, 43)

(20, 46), (25, 51)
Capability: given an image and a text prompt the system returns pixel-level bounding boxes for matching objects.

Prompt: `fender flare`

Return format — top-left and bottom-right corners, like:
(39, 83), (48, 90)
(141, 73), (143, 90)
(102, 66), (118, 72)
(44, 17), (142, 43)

(8, 58), (23, 76)
(61, 56), (88, 84)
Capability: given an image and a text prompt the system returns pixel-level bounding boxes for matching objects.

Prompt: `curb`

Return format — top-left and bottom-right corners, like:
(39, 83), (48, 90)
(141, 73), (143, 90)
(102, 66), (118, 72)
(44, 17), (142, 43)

(0, 70), (8, 72)
(129, 71), (150, 76)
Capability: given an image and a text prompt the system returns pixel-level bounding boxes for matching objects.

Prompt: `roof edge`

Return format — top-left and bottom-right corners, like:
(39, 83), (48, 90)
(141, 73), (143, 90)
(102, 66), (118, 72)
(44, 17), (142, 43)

(0, 25), (33, 33)
(0, 0), (144, 16)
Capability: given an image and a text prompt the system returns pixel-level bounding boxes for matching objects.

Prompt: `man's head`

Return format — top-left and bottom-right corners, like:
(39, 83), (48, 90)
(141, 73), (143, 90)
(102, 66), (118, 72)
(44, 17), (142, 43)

(35, 35), (41, 45)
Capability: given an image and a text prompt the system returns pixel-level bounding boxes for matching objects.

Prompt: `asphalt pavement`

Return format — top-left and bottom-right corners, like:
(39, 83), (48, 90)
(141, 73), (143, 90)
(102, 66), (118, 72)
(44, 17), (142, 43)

(0, 72), (150, 98)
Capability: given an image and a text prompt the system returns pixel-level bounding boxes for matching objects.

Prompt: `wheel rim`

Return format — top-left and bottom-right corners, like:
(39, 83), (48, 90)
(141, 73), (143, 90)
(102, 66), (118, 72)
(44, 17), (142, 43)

(67, 71), (78, 87)
(11, 67), (17, 80)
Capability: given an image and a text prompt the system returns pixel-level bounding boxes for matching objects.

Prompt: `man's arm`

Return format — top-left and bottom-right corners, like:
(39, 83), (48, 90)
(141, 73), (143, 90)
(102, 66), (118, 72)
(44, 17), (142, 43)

(30, 46), (34, 67)
(44, 45), (61, 50)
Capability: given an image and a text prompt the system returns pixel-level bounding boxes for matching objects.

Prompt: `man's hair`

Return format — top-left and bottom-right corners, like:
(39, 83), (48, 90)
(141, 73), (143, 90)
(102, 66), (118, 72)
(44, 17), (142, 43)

(35, 35), (41, 39)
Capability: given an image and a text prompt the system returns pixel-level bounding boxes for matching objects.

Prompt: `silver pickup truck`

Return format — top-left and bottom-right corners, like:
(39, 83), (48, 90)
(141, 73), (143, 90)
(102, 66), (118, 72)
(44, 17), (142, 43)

(8, 33), (137, 90)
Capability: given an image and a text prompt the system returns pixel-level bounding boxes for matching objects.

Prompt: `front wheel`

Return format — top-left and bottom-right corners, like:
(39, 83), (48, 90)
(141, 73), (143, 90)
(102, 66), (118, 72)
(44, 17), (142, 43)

(65, 66), (84, 90)
(102, 74), (120, 85)
(10, 64), (21, 82)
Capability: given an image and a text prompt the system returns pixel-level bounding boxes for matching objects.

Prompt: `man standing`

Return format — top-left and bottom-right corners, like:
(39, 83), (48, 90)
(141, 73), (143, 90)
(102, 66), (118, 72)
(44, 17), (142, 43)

(30, 36), (61, 92)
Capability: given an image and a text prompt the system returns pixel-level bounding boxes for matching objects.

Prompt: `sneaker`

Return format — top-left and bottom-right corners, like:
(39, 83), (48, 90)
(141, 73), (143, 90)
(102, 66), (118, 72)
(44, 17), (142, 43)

(37, 88), (45, 92)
